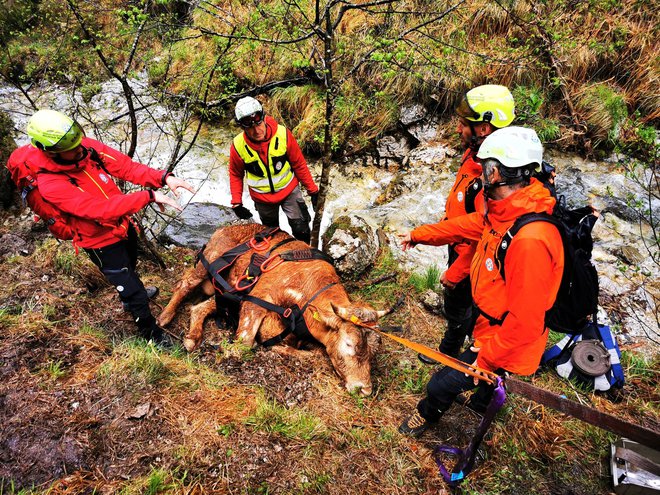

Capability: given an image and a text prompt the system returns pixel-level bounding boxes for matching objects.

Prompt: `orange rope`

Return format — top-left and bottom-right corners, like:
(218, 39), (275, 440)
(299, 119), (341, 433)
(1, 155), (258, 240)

(375, 330), (498, 385)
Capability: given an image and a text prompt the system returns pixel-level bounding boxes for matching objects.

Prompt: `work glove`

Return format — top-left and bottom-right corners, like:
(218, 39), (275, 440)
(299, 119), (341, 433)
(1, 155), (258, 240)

(233, 204), (253, 220)
(310, 192), (319, 212)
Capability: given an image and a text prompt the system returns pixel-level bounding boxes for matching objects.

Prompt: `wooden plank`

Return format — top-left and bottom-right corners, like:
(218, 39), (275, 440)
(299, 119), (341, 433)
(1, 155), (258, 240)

(506, 377), (660, 450)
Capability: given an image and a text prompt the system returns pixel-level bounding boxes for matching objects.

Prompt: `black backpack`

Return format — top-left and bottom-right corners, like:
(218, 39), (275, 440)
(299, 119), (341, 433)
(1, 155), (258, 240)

(495, 198), (600, 334)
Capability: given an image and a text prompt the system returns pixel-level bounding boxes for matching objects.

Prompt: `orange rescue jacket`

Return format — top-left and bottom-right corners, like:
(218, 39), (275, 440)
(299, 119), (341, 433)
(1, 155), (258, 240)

(410, 179), (564, 375)
(443, 149), (484, 284)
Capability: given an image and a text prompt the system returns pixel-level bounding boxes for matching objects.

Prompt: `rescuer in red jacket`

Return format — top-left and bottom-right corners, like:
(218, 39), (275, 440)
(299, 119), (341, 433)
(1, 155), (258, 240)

(229, 97), (319, 243)
(418, 85), (516, 365)
(398, 127), (564, 437)
(19, 109), (194, 346)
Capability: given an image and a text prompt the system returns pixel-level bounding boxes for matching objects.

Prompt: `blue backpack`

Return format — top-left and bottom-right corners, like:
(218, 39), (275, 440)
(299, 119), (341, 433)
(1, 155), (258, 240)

(541, 323), (625, 393)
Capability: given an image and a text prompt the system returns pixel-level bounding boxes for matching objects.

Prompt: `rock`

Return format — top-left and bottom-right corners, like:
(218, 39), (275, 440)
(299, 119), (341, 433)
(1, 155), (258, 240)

(399, 104), (427, 126)
(420, 289), (444, 315)
(407, 121), (440, 143)
(322, 215), (379, 279)
(376, 135), (410, 167)
(159, 202), (245, 250)
(0, 233), (32, 258)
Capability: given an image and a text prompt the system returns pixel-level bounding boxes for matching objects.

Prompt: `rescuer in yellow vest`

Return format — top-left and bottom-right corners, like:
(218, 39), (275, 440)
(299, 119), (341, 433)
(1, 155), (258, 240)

(229, 97), (319, 243)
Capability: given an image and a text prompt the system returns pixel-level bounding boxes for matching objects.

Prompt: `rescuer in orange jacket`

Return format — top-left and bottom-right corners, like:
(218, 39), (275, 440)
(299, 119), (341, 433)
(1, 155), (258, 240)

(20, 109), (194, 347)
(398, 127), (564, 437)
(418, 85), (516, 364)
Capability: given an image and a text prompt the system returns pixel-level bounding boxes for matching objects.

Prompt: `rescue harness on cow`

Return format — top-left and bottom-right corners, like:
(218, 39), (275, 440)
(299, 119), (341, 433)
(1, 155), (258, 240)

(197, 226), (336, 347)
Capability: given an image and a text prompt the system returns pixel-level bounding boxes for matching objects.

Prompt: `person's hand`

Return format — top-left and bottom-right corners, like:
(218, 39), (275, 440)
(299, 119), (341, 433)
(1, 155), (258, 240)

(310, 192), (319, 212)
(153, 190), (183, 212)
(467, 346), (481, 386)
(440, 271), (456, 289)
(165, 176), (196, 198)
(232, 204), (253, 219)
(398, 232), (416, 251)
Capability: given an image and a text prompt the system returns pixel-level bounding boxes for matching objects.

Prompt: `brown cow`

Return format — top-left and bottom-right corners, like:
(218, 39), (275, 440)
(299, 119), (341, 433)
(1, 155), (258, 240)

(158, 224), (384, 395)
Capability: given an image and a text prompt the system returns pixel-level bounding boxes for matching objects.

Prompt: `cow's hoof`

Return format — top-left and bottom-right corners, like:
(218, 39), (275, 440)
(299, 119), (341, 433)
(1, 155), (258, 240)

(157, 314), (172, 327)
(183, 338), (199, 352)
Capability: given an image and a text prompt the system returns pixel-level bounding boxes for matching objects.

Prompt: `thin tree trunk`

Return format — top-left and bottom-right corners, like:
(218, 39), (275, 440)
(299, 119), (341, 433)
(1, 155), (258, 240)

(310, 7), (335, 248)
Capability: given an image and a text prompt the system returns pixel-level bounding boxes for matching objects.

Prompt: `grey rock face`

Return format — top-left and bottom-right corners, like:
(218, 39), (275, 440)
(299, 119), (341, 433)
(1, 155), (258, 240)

(159, 202), (244, 250)
(322, 215), (379, 279)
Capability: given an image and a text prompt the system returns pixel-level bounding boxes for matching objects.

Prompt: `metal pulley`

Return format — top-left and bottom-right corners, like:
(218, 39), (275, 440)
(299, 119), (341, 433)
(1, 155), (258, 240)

(571, 339), (612, 377)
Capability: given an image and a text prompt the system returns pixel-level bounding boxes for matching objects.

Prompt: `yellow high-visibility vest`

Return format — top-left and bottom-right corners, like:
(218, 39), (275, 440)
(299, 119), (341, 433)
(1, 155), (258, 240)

(233, 124), (294, 194)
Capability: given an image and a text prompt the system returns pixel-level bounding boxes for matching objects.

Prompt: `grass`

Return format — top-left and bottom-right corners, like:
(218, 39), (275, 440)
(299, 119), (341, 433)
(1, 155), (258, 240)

(408, 265), (441, 293)
(97, 338), (173, 389)
(244, 393), (328, 441)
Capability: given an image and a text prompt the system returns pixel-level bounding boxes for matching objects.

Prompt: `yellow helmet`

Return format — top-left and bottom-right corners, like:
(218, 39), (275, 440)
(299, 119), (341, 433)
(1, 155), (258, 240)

(27, 109), (84, 152)
(456, 85), (515, 128)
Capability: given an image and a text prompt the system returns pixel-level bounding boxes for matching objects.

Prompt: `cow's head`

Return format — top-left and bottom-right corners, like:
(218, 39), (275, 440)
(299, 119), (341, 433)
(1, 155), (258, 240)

(317, 302), (385, 396)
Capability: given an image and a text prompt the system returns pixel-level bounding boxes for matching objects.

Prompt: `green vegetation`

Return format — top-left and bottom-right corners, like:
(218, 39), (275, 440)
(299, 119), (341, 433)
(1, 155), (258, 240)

(408, 265), (441, 293)
(97, 338), (173, 388)
(245, 394), (328, 441)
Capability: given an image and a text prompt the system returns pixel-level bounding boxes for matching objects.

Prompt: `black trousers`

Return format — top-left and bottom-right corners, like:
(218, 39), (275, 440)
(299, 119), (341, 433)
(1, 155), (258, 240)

(439, 245), (475, 357)
(417, 348), (501, 422)
(84, 225), (154, 329)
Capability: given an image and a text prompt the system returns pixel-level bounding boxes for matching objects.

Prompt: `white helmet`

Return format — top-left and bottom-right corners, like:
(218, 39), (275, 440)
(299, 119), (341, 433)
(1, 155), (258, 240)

(477, 126), (543, 171)
(235, 96), (263, 122)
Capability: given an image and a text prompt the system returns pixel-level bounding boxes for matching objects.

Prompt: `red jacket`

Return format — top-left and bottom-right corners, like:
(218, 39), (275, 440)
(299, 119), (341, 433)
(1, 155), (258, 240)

(229, 116), (318, 205)
(32, 137), (167, 249)
(442, 149), (484, 284)
(411, 179), (564, 375)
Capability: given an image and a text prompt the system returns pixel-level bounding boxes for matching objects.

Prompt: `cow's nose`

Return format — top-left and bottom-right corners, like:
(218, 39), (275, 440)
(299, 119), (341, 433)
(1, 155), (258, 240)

(346, 381), (372, 396)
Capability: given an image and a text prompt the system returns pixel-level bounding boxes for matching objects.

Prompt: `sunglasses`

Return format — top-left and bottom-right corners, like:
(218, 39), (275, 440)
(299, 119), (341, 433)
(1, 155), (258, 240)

(238, 112), (265, 128)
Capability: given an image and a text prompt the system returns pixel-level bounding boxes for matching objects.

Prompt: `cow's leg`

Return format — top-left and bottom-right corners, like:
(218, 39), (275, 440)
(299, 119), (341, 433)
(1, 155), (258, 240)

(184, 297), (216, 351)
(158, 267), (205, 326)
(235, 303), (269, 347)
(269, 345), (315, 359)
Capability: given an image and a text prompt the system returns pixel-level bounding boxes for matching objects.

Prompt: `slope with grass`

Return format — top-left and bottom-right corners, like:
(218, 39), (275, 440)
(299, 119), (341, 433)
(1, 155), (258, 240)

(0, 229), (657, 494)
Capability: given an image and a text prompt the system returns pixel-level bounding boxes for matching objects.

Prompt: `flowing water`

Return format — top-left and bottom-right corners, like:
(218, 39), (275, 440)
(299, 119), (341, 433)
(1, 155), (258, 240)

(1, 78), (657, 347)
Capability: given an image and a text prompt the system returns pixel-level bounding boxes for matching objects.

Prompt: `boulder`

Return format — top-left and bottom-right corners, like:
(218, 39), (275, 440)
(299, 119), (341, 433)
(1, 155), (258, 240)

(159, 202), (246, 250)
(322, 215), (379, 279)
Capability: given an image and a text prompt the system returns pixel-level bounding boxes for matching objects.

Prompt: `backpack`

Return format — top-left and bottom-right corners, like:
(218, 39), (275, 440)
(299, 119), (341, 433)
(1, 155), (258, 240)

(6, 146), (74, 240)
(541, 323), (625, 394)
(495, 198), (600, 334)
(6, 146), (112, 241)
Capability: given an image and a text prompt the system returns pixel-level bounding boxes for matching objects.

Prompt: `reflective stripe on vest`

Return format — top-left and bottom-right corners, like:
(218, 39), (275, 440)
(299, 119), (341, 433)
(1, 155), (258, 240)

(233, 125), (294, 194)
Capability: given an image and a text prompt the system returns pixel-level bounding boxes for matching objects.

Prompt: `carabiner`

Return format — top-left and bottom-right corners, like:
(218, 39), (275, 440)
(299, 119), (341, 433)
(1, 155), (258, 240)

(249, 237), (271, 252)
(261, 253), (284, 272)
(234, 273), (258, 292)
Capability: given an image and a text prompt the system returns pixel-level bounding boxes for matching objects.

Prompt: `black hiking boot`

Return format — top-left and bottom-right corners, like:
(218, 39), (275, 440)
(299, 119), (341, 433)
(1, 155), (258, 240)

(140, 324), (172, 349)
(123, 286), (159, 312)
(418, 352), (439, 365)
(398, 411), (430, 437)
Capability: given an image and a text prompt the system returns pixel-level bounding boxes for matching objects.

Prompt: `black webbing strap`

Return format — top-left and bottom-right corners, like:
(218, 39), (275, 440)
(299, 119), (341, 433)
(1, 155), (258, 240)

(279, 248), (334, 265)
(475, 304), (507, 327)
(259, 282), (336, 347)
(196, 226), (282, 294)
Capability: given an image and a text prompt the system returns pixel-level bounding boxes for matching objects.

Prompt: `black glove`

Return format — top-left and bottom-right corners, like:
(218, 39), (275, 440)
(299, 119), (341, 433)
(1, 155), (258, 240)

(310, 192), (319, 212)
(233, 204), (253, 220)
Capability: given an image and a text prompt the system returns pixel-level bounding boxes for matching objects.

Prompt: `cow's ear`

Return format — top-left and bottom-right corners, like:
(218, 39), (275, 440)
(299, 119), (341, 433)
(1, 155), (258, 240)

(315, 304), (342, 330)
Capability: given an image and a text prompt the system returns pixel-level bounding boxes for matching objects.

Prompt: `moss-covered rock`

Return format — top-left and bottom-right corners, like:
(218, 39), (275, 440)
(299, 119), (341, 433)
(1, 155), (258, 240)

(322, 215), (379, 280)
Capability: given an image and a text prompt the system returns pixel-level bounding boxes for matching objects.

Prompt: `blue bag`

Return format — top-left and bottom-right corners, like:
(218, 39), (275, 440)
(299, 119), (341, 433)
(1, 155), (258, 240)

(541, 323), (624, 392)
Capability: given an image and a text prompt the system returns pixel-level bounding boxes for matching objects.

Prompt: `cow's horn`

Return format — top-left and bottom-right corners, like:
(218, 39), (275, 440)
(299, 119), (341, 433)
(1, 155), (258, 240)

(375, 295), (405, 318)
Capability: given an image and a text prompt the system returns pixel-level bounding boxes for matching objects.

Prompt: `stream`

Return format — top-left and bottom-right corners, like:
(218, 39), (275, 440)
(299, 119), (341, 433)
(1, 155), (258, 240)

(1, 77), (657, 350)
